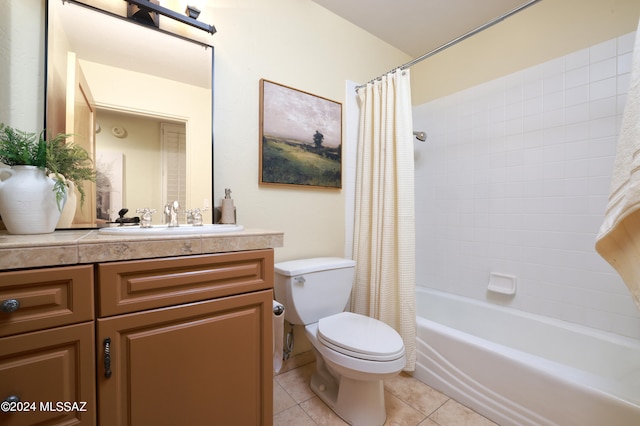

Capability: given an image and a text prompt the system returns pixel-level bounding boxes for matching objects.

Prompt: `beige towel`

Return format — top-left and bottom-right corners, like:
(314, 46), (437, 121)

(595, 20), (640, 310)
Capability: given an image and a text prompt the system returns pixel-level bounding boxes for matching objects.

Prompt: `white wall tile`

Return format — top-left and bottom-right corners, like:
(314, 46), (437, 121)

(618, 73), (632, 96)
(543, 73), (564, 94)
(565, 84), (589, 107)
(522, 78), (543, 99)
(589, 116), (618, 139)
(564, 177), (589, 196)
(590, 38), (617, 62)
(589, 135), (617, 157)
(588, 156), (615, 177)
(565, 65), (589, 89)
(564, 121), (588, 143)
(413, 31), (640, 340)
(589, 96), (617, 120)
(590, 57), (617, 82)
(543, 90), (564, 111)
(543, 107), (564, 128)
(543, 56), (565, 76)
(565, 158), (589, 178)
(565, 103), (588, 124)
(617, 32), (636, 54)
(565, 48), (590, 70)
(590, 76), (617, 100)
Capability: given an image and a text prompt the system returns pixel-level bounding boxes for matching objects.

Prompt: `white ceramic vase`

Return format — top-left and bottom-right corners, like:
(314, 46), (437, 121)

(0, 165), (65, 234)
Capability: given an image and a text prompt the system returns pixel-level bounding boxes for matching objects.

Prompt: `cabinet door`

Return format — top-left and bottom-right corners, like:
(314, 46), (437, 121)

(0, 322), (96, 426)
(97, 290), (273, 426)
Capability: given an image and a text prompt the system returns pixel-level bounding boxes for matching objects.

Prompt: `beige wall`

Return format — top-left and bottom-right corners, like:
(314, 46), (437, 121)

(0, 0), (45, 132)
(207, 0), (409, 262)
(411, 0), (640, 105)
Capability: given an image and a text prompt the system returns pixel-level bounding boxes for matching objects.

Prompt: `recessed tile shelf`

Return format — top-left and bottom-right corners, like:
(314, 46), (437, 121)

(488, 272), (517, 295)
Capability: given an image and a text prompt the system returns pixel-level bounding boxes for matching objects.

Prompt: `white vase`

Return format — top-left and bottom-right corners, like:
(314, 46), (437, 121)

(0, 165), (65, 234)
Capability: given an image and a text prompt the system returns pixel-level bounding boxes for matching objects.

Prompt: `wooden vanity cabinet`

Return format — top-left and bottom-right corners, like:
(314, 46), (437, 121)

(96, 249), (274, 426)
(0, 265), (96, 426)
(0, 248), (275, 426)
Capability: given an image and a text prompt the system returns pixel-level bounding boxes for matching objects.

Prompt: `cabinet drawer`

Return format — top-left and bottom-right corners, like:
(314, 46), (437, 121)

(0, 321), (96, 426)
(97, 249), (274, 316)
(0, 265), (94, 338)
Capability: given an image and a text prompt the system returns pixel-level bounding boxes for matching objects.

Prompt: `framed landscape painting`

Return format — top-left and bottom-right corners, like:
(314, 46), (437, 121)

(259, 79), (342, 189)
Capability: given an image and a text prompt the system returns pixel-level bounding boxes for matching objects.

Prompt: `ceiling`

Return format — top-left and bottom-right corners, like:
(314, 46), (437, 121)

(311, 0), (536, 58)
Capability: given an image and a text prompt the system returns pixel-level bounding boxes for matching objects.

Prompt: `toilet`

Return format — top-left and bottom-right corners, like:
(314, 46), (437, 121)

(274, 257), (406, 426)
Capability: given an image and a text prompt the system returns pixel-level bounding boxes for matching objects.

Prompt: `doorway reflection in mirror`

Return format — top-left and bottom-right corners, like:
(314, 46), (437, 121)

(95, 109), (186, 224)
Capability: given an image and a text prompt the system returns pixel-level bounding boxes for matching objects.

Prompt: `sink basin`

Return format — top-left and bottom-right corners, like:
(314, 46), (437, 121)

(98, 224), (244, 236)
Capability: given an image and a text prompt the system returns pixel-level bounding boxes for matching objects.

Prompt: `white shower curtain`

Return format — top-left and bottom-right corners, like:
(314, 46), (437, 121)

(351, 69), (416, 371)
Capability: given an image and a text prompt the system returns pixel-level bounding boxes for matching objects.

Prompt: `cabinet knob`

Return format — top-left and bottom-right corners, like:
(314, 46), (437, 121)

(3, 395), (20, 403)
(0, 299), (20, 313)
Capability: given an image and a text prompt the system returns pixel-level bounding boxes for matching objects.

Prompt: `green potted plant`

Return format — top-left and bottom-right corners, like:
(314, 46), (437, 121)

(46, 131), (95, 209)
(0, 123), (95, 234)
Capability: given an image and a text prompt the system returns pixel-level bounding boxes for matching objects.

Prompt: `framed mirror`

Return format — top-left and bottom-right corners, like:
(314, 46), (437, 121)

(46, 0), (214, 228)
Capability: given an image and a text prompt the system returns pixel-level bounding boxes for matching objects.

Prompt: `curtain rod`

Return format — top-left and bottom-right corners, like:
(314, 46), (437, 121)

(355, 0), (542, 91)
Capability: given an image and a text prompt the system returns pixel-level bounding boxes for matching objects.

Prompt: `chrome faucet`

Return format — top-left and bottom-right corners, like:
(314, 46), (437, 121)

(164, 200), (180, 227)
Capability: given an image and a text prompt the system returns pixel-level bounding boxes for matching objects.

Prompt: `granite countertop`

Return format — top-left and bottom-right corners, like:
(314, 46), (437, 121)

(0, 228), (284, 271)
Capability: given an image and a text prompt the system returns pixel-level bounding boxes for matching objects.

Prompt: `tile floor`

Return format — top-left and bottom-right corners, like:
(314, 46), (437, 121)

(274, 352), (498, 426)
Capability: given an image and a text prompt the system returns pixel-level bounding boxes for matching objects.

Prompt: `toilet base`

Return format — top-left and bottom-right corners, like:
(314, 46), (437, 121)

(309, 354), (386, 426)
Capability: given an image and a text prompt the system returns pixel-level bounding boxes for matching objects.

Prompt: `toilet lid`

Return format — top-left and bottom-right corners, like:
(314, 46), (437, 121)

(317, 312), (405, 362)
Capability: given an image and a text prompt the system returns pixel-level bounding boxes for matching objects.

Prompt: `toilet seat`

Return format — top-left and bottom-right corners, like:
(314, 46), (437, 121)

(317, 312), (405, 362)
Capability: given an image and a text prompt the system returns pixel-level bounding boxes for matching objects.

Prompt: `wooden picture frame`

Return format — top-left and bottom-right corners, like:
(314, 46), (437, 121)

(259, 79), (342, 189)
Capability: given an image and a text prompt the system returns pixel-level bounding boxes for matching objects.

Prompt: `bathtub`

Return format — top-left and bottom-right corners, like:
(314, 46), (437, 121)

(414, 287), (640, 426)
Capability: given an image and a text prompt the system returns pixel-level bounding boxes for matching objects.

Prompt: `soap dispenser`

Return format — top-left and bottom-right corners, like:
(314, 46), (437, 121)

(219, 188), (236, 224)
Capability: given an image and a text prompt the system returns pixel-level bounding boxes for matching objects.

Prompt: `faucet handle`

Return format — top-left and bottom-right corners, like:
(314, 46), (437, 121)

(136, 208), (157, 228)
(186, 208), (203, 226)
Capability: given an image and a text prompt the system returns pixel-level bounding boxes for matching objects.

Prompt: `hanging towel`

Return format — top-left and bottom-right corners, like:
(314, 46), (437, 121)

(595, 19), (640, 310)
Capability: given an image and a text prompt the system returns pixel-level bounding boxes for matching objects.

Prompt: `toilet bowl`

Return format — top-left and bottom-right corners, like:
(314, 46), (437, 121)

(273, 258), (406, 426)
(305, 313), (406, 425)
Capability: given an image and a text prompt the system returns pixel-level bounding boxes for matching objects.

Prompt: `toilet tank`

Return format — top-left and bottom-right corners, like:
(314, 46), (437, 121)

(274, 257), (356, 325)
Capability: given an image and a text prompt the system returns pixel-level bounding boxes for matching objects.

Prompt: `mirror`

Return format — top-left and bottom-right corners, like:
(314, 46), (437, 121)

(46, 0), (213, 228)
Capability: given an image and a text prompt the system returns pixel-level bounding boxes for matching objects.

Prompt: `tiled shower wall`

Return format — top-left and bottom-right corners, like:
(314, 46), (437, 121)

(413, 31), (640, 340)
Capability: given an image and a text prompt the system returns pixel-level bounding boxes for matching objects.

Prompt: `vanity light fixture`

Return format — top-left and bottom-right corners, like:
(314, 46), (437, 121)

(128, 0), (159, 28)
(125, 0), (216, 34)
